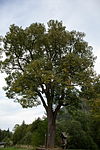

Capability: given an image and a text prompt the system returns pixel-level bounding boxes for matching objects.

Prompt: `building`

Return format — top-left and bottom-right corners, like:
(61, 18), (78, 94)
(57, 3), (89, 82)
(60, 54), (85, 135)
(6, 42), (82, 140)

(0, 142), (6, 148)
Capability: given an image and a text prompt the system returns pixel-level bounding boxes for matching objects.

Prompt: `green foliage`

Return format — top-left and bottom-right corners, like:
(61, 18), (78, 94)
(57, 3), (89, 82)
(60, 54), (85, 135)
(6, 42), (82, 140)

(31, 118), (47, 146)
(67, 120), (98, 150)
(20, 131), (32, 145)
(91, 118), (100, 149)
(13, 118), (47, 146)
(90, 100), (100, 149)
(0, 20), (97, 109)
(56, 107), (99, 150)
(0, 129), (13, 145)
(13, 122), (28, 145)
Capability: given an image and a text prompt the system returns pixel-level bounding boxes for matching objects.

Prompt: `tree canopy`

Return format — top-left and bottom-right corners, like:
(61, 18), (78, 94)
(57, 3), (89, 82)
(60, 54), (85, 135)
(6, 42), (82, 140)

(0, 20), (96, 107)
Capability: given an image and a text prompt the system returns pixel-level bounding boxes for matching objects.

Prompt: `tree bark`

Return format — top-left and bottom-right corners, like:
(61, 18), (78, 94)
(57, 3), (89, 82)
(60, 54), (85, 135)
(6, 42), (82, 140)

(46, 108), (56, 148)
(38, 88), (61, 148)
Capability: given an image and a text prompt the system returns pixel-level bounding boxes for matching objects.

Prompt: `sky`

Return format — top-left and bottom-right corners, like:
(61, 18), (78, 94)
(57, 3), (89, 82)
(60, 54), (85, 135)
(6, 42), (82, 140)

(0, 0), (100, 131)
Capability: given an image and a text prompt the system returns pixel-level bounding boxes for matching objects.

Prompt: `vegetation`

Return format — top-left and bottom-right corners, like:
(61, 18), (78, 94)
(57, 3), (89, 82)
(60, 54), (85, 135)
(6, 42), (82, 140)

(0, 129), (13, 146)
(0, 148), (89, 150)
(0, 101), (100, 149)
(56, 107), (99, 149)
(0, 148), (28, 150)
(13, 118), (47, 146)
(0, 20), (100, 148)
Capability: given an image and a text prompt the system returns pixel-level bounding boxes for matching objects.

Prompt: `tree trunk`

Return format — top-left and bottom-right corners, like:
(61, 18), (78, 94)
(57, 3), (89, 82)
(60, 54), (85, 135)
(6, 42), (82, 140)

(46, 109), (56, 148)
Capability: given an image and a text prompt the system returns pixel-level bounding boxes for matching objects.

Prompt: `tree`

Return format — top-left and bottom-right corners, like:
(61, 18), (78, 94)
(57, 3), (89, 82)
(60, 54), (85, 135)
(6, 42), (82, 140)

(0, 129), (13, 146)
(56, 102), (99, 149)
(0, 20), (97, 147)
(13, 118), (47, 146)
(13, 121), (27, 145)
(89, 78), (100, 149)
(31, 118), (47, 146)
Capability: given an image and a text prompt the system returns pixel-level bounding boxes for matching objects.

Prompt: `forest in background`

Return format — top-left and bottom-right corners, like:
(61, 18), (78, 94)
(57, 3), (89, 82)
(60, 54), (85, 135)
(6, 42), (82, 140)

(0, 99), (100, 150)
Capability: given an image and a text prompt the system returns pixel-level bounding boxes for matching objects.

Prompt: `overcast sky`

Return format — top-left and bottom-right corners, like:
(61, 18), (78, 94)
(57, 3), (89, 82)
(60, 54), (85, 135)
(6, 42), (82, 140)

(0, 0), (100, 131)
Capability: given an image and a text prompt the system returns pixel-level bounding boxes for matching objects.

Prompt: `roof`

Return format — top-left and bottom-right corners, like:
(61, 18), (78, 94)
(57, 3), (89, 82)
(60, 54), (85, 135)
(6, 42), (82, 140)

(0, 142), (6, 145)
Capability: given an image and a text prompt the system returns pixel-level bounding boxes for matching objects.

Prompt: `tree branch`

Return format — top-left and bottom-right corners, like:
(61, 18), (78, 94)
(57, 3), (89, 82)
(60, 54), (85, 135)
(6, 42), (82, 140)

(14, 52), (24, 72)
(54, 103), (62, 119)
(28, 49), (34, 60)
(36, 90), (48, 112)
(16, 58), (24, 72)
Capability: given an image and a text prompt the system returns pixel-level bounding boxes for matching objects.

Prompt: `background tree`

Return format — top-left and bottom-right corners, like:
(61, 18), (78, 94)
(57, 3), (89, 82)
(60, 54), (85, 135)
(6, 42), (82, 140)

(13, 118), (47, 146)
(0, 20), (98, 147)
(89, 78), (100, 149)
(13, 121), (27, 145)
(0, 129), (13, 146)
(56, 106), (99, 149)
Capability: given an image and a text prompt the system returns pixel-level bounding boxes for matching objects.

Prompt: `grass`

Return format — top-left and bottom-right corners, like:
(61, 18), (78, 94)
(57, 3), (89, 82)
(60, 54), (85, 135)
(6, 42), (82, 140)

(0, 147), (88, 150)
(0, 147), (28, 150)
